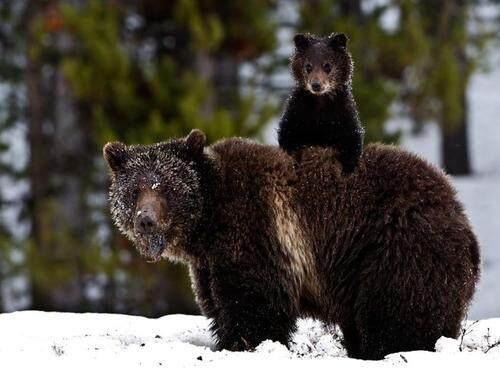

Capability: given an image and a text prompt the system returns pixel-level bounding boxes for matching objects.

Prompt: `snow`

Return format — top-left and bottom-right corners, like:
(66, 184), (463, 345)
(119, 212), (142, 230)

(0, 311), (498, 373)
(454, 176), (500, 319)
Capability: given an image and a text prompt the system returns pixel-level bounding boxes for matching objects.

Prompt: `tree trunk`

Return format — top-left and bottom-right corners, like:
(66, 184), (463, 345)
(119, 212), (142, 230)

(51, 60), (90, 311)
(440, 0), (471, 176)
(339, 0), (362, 19)
(441, 89), (471, 175)
(26, 0), (52, 310)
(213, 54), (240, 110)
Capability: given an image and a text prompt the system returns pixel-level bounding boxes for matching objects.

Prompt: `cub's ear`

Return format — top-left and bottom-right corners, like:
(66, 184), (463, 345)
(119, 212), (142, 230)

(293, 33), (313, 52)
(328, 33), (348, 50)
(185, 129), (206, 154)
(103, 142), (128, 172)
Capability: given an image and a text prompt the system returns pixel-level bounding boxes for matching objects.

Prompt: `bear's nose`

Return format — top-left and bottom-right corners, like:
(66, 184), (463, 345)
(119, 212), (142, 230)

(136, 212), (156, 234)
(311, 82), (322, 92)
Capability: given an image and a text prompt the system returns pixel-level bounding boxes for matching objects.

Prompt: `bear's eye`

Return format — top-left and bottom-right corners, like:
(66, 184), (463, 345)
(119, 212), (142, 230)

(323, 63), (332, 74)
(305, 63), (313, 74)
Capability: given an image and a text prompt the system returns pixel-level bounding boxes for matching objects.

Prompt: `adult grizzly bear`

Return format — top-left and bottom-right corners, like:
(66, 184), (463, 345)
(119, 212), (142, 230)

(103, 130), (480, 360)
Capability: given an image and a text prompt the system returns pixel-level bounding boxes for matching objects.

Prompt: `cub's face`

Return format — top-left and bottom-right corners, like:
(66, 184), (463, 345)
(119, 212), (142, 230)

(291, 33), (353, 95)
(103, 130), (206, 263)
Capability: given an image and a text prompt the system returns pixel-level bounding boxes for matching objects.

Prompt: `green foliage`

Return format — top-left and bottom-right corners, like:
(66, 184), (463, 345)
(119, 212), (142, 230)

(295, 0), (497, 147)
(398, 0), (496, 134)
(174, 0), (224, 51)
(58, 0), (277, 145)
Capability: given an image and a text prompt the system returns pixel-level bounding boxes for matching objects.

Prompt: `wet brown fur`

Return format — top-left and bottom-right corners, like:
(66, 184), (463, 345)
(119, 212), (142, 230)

(104, 132), (480, 359)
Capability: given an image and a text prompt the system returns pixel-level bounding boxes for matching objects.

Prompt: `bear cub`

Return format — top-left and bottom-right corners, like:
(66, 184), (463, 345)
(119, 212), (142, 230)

(278, 33), (364, 174)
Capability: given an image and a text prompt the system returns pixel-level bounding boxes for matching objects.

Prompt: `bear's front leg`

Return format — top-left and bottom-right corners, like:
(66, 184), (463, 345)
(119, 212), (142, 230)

(209, 260), (297, 351)
(190, 263), (218, 323)
(335, 131), (363, 174)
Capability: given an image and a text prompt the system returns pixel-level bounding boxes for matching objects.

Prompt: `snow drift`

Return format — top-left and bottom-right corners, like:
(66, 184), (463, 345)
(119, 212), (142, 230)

(0, 311), (498, 373)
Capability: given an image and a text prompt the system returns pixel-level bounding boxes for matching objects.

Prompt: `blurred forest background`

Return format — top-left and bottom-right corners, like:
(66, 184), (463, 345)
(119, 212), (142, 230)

(0, 0), (499, 316)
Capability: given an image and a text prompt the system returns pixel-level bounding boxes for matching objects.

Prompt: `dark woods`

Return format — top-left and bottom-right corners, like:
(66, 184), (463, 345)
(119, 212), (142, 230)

(0, 0), (497, 315)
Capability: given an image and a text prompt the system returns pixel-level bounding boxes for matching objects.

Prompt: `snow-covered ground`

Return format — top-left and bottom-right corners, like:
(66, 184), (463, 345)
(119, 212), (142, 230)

(0, 311), (498, 372)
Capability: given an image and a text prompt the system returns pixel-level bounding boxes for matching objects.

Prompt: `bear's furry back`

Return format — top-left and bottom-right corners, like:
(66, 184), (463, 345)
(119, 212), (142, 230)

(206, 138), (479, 321)
(186, 137), (480, 358)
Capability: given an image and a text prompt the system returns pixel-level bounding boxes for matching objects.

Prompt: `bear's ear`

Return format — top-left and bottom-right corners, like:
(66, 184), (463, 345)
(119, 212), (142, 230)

(328, 33), (348, 50)
(185, 129), (206, 154)
(103, 142), (128, 173)
(293, 33), (313, 52)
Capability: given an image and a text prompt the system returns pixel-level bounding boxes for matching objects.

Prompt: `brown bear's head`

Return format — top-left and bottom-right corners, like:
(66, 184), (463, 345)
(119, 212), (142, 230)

(103, 130), (207, 263)
(291, 32), (353, 95)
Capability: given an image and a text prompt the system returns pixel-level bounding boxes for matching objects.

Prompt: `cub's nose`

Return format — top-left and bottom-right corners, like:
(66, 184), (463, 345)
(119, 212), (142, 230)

(311, 82), (322, 92)
(135, 212), (156, 234)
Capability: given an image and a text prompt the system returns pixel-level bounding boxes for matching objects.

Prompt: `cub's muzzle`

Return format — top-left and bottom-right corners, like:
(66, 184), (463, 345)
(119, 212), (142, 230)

(311, 82), (322, 92)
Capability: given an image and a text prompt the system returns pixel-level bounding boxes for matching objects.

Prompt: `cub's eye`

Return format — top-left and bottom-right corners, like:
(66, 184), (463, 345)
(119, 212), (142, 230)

(305, 63), (313, 74)
(131, 188), (140, 200)
(323, 63), (332, 74)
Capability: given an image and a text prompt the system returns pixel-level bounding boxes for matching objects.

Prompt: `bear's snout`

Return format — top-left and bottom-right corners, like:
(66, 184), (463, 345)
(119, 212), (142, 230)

(135, 211), (157, 234)
(132, 189), (170, 261)
(134, 189), (166, 235)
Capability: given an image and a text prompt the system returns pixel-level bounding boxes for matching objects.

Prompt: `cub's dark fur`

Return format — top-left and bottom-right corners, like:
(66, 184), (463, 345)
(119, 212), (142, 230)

(104, 130), (479, 360)
(278, 33), (364, 173)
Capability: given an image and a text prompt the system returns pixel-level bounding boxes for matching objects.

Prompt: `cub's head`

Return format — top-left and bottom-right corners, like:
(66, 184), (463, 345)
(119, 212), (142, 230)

(103, 129), (207, 263)
(291, 32), (353, 95)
